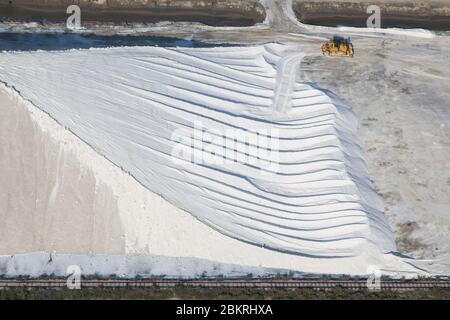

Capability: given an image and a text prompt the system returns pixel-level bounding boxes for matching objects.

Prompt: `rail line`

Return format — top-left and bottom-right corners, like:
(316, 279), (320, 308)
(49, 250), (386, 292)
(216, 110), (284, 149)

(0, 279), (449, 290)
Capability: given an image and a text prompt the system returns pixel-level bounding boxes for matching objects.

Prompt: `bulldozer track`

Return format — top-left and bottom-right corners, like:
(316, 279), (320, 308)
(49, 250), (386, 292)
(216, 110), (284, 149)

(0, 279), (449, 290)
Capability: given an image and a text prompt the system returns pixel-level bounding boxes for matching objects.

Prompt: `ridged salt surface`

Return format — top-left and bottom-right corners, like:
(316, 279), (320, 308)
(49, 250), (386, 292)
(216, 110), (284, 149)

(0, 44), (396, 259)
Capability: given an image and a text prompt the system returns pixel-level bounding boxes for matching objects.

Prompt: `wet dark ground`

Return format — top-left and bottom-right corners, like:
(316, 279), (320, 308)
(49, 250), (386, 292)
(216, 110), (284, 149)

(0, 33), (229, 51)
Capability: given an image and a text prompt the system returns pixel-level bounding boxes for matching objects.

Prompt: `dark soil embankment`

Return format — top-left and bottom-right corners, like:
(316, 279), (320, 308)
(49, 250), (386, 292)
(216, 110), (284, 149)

(0, 0), (266, 26)
(293, 0), (450, 30)
(2, 286), (450, 299)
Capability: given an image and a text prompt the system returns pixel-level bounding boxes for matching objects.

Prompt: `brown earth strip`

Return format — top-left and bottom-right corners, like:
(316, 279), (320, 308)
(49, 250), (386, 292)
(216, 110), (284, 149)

(0, 0), (266, 26)
(293, 0), (450, 30)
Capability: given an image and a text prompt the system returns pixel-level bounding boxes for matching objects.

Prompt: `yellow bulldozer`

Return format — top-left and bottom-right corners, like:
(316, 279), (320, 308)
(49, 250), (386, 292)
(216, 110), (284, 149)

(321, 36), (354, 57)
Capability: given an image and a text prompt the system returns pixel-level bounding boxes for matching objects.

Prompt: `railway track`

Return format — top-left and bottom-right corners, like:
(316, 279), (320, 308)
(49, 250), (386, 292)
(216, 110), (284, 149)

(1, 279), (449, 290)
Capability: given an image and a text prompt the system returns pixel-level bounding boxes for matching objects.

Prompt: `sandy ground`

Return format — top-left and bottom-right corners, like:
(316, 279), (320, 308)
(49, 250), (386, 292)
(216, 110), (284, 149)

(300, 33), (450, 269)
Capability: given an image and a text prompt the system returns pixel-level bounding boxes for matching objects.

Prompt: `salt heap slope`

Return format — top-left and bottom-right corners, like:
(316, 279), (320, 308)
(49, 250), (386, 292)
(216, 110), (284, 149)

(0, 44), (395, 259)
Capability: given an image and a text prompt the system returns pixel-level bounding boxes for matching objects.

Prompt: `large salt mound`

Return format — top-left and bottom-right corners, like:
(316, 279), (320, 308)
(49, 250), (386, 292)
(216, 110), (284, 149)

(0, 44), (400, 267)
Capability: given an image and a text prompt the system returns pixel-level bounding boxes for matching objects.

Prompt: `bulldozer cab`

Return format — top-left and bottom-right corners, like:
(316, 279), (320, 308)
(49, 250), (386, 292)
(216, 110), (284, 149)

(322, 36), (354, 57)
